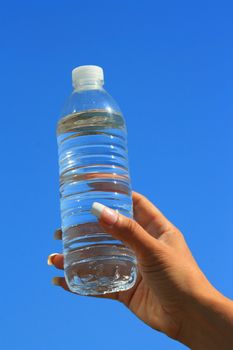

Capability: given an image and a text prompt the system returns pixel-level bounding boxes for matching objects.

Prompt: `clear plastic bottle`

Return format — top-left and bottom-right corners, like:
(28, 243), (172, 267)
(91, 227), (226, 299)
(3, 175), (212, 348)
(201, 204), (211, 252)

(57, 65), (137, 295)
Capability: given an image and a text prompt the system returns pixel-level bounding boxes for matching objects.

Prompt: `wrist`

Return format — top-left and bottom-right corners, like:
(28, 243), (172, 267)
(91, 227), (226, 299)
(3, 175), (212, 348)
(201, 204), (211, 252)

(179, 284), (233, 349)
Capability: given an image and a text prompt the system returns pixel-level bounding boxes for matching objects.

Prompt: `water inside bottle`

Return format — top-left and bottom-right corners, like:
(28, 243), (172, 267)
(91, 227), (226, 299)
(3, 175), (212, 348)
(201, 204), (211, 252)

(57, 109), (137, 295)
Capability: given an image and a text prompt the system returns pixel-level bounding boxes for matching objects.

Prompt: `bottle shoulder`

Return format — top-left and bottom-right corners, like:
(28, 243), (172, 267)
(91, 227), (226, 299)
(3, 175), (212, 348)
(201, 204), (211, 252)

(60, 88), (123, 119)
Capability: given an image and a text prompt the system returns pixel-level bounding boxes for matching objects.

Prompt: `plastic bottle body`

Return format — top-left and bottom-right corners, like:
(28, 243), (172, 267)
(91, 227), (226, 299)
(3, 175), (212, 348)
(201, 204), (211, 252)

(57, 78), (137, 295)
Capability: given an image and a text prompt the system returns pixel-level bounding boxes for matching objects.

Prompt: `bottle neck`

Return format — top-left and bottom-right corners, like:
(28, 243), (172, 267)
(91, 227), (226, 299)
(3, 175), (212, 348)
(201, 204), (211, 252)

(73, 79), (104, 91)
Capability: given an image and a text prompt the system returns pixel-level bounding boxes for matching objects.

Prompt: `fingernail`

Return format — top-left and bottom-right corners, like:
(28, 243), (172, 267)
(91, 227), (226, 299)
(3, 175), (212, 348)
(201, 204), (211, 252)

(52, 277), (62, 286)
(91, 202), (118, 225)
(54, 229), (62, 240)
(47, 253), (59, 266)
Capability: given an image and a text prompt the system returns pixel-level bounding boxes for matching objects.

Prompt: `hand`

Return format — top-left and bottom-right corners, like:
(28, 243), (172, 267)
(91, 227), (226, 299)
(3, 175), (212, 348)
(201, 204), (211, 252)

(48, 191), (233, 349)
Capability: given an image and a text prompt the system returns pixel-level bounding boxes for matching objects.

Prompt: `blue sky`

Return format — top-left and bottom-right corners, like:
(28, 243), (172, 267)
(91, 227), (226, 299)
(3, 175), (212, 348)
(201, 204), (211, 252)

(0, 1), (233, 349)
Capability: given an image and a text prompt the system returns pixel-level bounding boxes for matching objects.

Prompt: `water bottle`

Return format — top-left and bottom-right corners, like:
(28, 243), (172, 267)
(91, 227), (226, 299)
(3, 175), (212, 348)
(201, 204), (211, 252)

(57, 65), (137, 295)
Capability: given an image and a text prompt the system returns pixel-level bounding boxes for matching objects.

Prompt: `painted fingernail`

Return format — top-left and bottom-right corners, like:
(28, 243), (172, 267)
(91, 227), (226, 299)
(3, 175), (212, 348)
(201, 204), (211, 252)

(54, 229), (62, 240)
(52, 277), (63, 286)
(91, 202), (118, 225)
(47, 253), (59, 266)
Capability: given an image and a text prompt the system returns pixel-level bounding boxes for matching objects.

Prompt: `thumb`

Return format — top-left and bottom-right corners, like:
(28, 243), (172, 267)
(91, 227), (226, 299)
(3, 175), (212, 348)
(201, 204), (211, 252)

(91, 202), (162, 261)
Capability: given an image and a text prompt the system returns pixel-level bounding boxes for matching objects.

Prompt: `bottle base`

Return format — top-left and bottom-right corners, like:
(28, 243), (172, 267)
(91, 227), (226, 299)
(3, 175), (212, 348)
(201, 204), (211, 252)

(64, 246), (137, 295)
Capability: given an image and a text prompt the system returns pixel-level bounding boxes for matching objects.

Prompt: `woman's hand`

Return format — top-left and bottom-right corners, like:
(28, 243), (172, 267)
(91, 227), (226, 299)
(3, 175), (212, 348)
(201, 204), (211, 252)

(48, 191), (233, 349)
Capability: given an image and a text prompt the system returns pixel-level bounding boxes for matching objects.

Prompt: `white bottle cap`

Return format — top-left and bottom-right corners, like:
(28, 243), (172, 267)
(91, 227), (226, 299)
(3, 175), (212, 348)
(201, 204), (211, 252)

(72, 65), (104, 88)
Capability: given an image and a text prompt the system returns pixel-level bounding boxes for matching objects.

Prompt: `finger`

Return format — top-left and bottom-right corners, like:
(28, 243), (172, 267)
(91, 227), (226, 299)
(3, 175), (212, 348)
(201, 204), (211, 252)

(48, 255), (121, 299)
(132, 191), (173, 237)
(52, 277), (70, 291)
(91, 202), (162, 260)
(51, 276), (121, 301)
(48, 253), (126, 301)
(47, 253), (64, 269)
(54, 228), (62, 240)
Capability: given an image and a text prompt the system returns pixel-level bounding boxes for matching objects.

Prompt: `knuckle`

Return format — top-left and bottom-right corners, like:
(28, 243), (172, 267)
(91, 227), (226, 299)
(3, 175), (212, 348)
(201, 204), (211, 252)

(172, 227), (185, 240)
(125, 218), (138, 234)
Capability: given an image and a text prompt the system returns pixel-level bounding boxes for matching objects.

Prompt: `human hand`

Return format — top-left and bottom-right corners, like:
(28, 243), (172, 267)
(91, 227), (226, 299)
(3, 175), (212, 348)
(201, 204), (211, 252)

(48, 191), (233, 349)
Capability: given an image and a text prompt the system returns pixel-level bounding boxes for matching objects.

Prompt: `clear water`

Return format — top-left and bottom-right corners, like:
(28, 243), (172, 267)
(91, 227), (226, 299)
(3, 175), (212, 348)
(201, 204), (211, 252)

(57, 109), (137, 295)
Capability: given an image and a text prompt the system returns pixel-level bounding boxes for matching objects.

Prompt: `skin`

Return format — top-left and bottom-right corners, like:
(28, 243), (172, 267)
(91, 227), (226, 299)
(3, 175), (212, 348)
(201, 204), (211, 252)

(49, 191), (233, 349)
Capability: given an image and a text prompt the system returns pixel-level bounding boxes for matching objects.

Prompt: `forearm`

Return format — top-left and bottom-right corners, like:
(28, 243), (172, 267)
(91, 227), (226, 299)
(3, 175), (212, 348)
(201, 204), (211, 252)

(180, 289), (233, 349)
